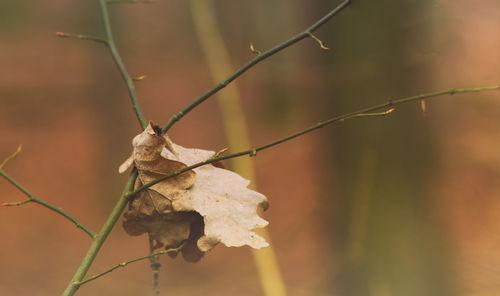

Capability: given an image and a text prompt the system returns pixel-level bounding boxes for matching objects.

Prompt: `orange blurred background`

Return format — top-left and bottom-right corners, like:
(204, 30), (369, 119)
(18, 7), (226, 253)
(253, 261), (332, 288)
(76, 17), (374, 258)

(1, 1), (500, 295)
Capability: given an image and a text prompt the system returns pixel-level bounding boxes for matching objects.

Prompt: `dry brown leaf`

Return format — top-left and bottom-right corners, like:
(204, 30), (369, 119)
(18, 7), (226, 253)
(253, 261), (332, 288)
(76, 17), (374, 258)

(120, 123), (268, 261)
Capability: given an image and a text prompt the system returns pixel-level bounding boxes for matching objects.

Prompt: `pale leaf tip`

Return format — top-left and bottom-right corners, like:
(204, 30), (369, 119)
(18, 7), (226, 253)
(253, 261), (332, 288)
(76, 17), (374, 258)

(250, 43), (261, 55)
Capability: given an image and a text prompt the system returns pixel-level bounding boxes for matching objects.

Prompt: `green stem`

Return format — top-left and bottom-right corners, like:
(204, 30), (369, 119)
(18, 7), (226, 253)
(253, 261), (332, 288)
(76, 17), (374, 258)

(190, 0), (287, 294)
(137, 85), (500, 194)
(61, 2), (151, 294)
(161, 0), (351, 133)
(98, 0), (148, 129)
(76, 245), (181, 287)
(62, 170), (137, 296)
(0, 170), (95, 238)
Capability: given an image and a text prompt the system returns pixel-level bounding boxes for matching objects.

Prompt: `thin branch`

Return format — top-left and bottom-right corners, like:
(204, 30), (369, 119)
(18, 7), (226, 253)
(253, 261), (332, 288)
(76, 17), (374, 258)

(2, 198), (31, 206)
(61, 2), (155, 295)
(134, 85), (500, 195)
(56, 32), (108, 45)
(0, 170), (95, 238)
(76, 245), (181, 287)
(161, 0), (351, 133)
(98, 0), (148, 129)
(148, 236), (161, 296)
(62, 170), (138, 296)
(57, 2), (148, 129)
(0, 145), (22, 169)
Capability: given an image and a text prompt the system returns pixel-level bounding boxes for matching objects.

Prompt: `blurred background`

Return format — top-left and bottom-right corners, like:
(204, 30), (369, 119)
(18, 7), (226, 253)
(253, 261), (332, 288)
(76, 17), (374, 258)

(1, 0), (500, 295)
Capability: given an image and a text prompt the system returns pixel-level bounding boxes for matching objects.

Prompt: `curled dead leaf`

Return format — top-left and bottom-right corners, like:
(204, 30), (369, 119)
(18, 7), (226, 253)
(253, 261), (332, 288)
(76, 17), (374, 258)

(120, 122), (268, 261)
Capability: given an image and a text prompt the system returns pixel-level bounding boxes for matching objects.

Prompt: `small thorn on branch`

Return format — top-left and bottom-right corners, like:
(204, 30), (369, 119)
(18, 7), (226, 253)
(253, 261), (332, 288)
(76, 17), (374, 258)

(132, 75), (147, 82)
(250, 43), (261, 55)
(307, 32), (330, 50)
(420, 98), (427, 117)
(0, 145), (22, 169)
(55, 32), (108, 45)
(353, 108), (396, 119)
(384, 108), (395, 115)
(209, 148), (228, 169)
(211, 147), (228, 159)
(2, 199), (31, 207)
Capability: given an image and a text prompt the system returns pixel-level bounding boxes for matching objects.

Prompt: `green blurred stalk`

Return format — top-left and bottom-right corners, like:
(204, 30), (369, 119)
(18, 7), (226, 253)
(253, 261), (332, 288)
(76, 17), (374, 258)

(189, 1), (287, 295)
(346, 149), (377, 264)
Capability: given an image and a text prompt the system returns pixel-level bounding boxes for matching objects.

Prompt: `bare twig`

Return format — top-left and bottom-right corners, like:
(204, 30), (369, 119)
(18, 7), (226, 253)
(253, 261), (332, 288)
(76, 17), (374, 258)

(0, 170), (95, 238)
(0, 146), (95, 238)
(0, 145), (22, 169)
(136, 85), (500, 195)
(307, 32), (330, 50)
(56, 0), (148, 129)
(56, 32), (108, 45)
(98, 0), (148, 129)
(61, 1), (159, 294)
(161, 0), (351, 133)
(76, 244), (181, 287)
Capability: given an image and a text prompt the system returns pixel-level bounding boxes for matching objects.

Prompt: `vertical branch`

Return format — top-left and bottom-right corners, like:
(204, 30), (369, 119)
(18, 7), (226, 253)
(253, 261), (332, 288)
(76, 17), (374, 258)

(345, 150), (378, 262)
(148, 236), (161, 296)
(62, 170), (138, 296)
(98, 0), (148, 129)
(62, 1), (151, 294)
(62, 2), (151, 295)
(189, 1), (287, 295)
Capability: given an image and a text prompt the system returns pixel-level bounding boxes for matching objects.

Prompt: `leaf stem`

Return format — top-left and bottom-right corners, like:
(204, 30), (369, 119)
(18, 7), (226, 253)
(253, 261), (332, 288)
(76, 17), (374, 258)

(0, 169), (95, 238)
(148, 236), (161, 296)
(98, 0), (148, 129)
(136, 85), (500, 194)
(161, 0), (351, 133)
(62, 170), (138, 296)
